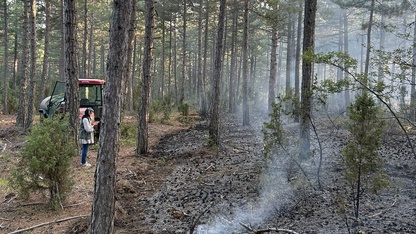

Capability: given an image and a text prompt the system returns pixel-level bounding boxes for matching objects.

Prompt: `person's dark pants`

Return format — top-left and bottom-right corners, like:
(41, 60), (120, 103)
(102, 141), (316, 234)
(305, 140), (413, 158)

(81, 144), (89, 164)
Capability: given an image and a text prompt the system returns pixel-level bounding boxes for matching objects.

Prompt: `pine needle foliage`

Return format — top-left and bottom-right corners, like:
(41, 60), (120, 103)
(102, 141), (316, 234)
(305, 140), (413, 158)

(262, 102), (287, 158)
(10, 116), (75, 210)
(342, 93), (389, 220)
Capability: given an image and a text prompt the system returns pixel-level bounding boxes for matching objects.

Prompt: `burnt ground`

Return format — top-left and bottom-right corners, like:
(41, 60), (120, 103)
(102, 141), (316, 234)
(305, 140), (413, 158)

(0, 113), (416, 234)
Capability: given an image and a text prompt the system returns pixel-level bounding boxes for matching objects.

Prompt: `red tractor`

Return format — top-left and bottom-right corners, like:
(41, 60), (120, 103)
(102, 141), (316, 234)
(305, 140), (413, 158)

(39, 79), (105, 136)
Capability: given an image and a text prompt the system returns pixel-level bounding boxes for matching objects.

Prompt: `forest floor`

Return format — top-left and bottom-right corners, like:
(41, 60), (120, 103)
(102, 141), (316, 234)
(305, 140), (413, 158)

(0, 112), (415, 234)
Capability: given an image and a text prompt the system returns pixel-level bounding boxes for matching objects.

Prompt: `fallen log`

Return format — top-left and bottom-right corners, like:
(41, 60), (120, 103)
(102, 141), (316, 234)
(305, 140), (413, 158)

(240, 221), (299, 234)
(8, 214), (89, 234)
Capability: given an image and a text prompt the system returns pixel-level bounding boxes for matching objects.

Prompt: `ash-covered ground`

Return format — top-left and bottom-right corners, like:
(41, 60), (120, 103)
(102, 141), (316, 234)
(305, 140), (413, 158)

(114, 113), (416, 234)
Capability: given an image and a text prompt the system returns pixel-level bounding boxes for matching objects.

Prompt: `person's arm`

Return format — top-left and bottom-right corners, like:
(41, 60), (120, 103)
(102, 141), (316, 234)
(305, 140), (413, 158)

(83, 118), (95, 133)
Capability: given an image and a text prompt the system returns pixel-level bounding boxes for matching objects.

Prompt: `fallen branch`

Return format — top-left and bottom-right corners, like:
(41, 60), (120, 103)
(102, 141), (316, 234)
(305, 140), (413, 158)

(189, 202), (214, 234)
(8, 214), (89, 234)
(240, 222), (299, 234)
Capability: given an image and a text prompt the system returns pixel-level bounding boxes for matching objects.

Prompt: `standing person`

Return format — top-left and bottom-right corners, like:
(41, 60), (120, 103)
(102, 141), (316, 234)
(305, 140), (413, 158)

(80, 108), (98, 167)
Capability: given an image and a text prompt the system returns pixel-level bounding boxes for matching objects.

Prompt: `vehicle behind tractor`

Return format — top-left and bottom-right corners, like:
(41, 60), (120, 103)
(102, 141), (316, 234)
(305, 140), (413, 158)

(39, 79), (105, 138)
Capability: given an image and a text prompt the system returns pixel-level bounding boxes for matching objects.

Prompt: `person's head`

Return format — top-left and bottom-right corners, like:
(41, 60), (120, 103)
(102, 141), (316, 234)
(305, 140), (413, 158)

(84, 108), (94, 116)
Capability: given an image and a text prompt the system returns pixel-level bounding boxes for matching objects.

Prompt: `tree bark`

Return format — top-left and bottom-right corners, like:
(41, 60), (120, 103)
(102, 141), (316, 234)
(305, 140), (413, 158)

(180, 0), (187, 104)
(2, 0), (9, 114)
(82, 0), (88, 79)
(294, 0), (303, 122)
(300, 0), (317, 157)
(242, 0), (250, 126)
(208, 0), (226, 146)
(136, 0), (154, 155)
(63, 0), (79, 154)
(268, 28), (278, 113)
(25, 0), (37, 130)
(37, 0), (51, 114)
(201, 0), (209, 116)
(16, 0), (30, 127)
(411, 12), (416, 120)
(228, 0), (238, 114)
(197, 0), (207, 116)
(90, 0), (132, 233)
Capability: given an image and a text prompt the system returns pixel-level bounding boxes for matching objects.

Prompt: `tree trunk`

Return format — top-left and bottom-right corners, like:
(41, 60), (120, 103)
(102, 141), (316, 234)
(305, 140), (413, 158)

(285, 16), (293, 112)
(125, 0), (136, 112)
(25, 0), (37, 130)
(197, 0), (207, 116)
(63, 0), (80, 152)
(161, 19), (165, 98)
(201, 0), (209, 116)
(242, 0), (250, 126)
(411, 12), (416, 120)
(16, 0), (30, 127)
(136, 0), (154, 155)
(59, 0), (65, 81)
(180, 0), (187, 104)
(82, 0), (88, 79)
(300, 0), (317, 157)
(229, 0), (238, 114)
(294, 1), (303, 122)
(268, 28), (278, 113)
(364, 0), (375, 80)
(38, 0), (51, 113)
(208, 0), (226, 146)
(90, 0), (132, 233)
(343, 10), (351, 111)
(2, 0), (9, 114)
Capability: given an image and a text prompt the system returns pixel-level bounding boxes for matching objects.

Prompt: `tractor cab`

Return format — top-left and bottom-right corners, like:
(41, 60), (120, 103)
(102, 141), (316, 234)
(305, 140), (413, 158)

(39, 79), (105, 122)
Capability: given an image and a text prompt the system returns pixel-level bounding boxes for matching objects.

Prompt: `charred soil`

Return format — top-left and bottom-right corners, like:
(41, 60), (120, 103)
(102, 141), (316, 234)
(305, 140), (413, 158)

(0, 113), (415, 234)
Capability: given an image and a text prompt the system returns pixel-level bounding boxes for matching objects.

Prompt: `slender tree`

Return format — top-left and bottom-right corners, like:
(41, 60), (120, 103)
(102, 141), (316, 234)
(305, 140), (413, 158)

(229, 0), (238, 114)
(208, 0), (226, 146)
(268, 28), (278, 113)
(91, 0), (132, 233)
(180, 0), (187, 104)
(242, 0), (250, 126)
(411, 12), (416, 120)
(299, 0), (317, 156)
(197, 0), (207, 116)
(25, 0), (37, 130)
(294, 0), (303, 122)
(2, 0), (9, 114)
(82, 0), (88, 79)
(136, 0), (155, 155)
(37, 0), (51, 112)
(16, 0), (30, 127)
(63, 0), (80, 150)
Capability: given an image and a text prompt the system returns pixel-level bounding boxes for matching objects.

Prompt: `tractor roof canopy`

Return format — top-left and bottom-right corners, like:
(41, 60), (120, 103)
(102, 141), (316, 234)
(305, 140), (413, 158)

(79, 79), (105, 85)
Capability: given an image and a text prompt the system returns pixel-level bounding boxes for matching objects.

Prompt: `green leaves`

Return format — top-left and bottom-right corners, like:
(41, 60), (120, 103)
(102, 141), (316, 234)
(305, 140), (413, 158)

(342, 93), (389, 218)
(10, 117), (76, 209)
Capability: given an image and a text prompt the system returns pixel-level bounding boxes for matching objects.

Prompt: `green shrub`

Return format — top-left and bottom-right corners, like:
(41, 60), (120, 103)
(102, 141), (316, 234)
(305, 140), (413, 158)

(10, 117), (75, 210)
(342, 93), (388, 220)
(178, 102), (189, 116)
(149, 95), (173, 124)
(120, 121), (137, 146)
